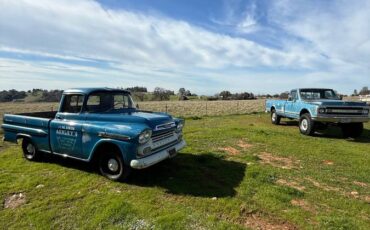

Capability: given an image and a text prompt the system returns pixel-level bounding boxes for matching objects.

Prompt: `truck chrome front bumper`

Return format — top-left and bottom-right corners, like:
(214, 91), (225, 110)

(130, 140), (186, 169)
(313, 116), (369, 123)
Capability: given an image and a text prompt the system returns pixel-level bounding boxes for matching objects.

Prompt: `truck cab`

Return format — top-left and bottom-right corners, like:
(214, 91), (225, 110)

(266, 88), (370, 137)
(2, 88), (186, 181)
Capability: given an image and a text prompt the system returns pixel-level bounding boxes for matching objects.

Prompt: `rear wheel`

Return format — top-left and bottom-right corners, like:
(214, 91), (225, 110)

(99, 151), (131, 181)
(299, 113), (315, 136)
(271, 110), (281, 125)
(22, 138), (42, 161)
(341, 123), (363, 138)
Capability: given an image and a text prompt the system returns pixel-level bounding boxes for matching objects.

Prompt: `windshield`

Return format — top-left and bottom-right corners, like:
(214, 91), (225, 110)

(299, 89), (339, 100)
(86, 92), (136, 113)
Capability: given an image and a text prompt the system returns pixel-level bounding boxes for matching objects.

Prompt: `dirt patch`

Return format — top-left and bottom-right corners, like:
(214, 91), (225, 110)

(3, 193), (26, 209)
(353, 181), (368, 187)
(322, 160), (334, 165)
(237, 140), (253, 149)
(306, 178), (370, 203)
(243, 213), (297, 230)
(291, 199), (315, 213)
(306, 177), (339, 192)
(276, 179), (305, 191)
(218, 147), (240, 155)
(258, 152), (300, 169)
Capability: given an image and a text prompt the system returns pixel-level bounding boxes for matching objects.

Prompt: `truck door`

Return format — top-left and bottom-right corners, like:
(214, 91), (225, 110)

(284, 90), (299, 118)
(50, 94), (85, 159)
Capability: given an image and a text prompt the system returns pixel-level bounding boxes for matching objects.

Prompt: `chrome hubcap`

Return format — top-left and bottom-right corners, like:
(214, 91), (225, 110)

(301, 119), (308, 131)
(26, 144), (35, 155)
(107, 158), (119, 172)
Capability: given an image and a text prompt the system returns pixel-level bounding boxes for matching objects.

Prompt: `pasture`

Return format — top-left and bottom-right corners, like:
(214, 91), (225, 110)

(0, 112), (369, 229)
(0, 100), (265, 127)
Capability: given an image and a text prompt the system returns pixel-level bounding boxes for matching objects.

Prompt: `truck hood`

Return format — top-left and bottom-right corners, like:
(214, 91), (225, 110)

(306, 100), (367, 107)
(85, 111), (173, 130)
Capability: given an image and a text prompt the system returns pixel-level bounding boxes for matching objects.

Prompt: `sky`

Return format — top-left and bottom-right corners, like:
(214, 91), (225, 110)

(0, 0), (369, 95)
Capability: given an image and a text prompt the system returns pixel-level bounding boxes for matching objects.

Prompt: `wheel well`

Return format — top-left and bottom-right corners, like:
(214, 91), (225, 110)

(300, 109), (310, 116)
(90, 142), (122, 164)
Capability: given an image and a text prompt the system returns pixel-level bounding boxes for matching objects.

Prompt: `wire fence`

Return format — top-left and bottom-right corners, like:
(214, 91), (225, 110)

(0, 100), (266, 130)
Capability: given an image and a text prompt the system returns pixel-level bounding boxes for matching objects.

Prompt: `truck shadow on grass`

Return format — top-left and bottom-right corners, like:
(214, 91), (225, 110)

(279, 121), (370, 143)
(127, 153), (246, 198)
(40, 152), (246, 198)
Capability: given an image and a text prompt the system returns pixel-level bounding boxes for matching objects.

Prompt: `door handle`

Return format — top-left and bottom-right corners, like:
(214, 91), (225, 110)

(55, 115), (62, 120)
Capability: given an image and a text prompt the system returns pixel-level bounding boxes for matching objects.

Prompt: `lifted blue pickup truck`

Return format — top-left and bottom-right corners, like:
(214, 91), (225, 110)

(266, 88), (370, 137)
(1, 88), (186, 181)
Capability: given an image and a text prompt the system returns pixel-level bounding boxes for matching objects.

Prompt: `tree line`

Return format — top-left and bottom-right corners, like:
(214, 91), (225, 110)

(353, 86), (370, 96)
(0, 89), (63, 102)
(2, 86), (367, 103)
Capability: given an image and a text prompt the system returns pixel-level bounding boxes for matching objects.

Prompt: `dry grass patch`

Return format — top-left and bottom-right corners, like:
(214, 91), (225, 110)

(290, 199), (315, 213)
(242, 213), (297, 230)
(237, 140), (253, 149)
(353, 181), (368, 188)
(306, 177), (340, 192)
(322, 160), (334, 165)
(3, 193), (26, 209)
(258, 152), (301, 170)
(218, 147), (240, 155)
(276, 179), (305, 191)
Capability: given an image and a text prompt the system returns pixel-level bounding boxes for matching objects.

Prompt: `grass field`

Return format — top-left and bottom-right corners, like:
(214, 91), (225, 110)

(0, 114), (369, 229)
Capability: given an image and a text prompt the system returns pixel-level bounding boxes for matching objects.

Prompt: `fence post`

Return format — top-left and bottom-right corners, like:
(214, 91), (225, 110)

(165, 104), (168, 113)
(205, 102), (208, 116)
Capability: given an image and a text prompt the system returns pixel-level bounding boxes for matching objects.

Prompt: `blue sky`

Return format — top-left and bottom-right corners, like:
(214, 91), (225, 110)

(0, 0), (369, 95)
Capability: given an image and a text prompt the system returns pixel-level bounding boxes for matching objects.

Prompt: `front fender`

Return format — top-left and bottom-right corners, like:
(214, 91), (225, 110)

(300, 105), (318, 118)
(88, 139), (137, 165)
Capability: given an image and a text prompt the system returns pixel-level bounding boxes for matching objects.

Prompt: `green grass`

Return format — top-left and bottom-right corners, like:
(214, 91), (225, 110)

(0, 114), (369, 229)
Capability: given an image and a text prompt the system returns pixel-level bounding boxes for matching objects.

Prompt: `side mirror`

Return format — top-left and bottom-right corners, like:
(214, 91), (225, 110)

(136, 104), (140, 109)
(287, 96), (292, 101)
(339, 95), (343, 100)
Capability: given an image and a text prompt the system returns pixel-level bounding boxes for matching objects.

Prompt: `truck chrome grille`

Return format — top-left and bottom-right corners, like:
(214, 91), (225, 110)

(326, 107), (364, 115)
(151, 130), (175, 142)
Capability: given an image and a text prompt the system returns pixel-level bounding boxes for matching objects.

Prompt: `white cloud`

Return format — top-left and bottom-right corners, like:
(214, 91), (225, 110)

(270, 0), (370, 69)
(0, 0), (321, 69)
(0, 0), (369, 94)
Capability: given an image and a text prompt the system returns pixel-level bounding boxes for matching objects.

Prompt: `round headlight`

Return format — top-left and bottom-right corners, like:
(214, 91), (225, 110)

(176, 123), (184, 132)
(318, 108), (326, 114)
(363, 109), (369, 115)
(139, 130), (152, 144)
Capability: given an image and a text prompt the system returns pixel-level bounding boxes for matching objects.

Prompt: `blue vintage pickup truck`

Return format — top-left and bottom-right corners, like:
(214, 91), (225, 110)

(1, 88), (186, 181)
(266, 88), (370, 137)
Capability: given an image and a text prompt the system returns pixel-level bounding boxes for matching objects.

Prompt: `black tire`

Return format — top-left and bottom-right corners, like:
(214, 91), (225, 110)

(22, 138), (42, 161)
(341, 123), (363, 138)
(98, 151), (131, 181)
(271, 109), (281, 125)
(299, 113), (315, 136)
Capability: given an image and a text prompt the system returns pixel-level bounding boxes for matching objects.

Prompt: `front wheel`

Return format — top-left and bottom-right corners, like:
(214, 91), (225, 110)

(271, 110), (281, 125)
(341, 123), (363, 138)
(22, 138), (42, 161)
(299, 113), (315, 136)
(99, 151), (131, 181)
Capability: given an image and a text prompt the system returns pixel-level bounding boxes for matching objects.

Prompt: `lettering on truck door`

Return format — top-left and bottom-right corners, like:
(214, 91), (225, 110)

(50, 94), (85, 158)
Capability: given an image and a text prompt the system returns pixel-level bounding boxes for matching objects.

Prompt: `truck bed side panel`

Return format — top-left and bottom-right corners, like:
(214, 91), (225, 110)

(2, 114), (51, 151)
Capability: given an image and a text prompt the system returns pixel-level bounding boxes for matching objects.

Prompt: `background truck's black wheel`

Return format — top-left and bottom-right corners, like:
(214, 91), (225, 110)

(271, 110), (281, 125)
(22, 138), (42, 161)
(99, 151), (131, 181)
(341, 123), (363, 138)
(299, 113), (315, 136)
